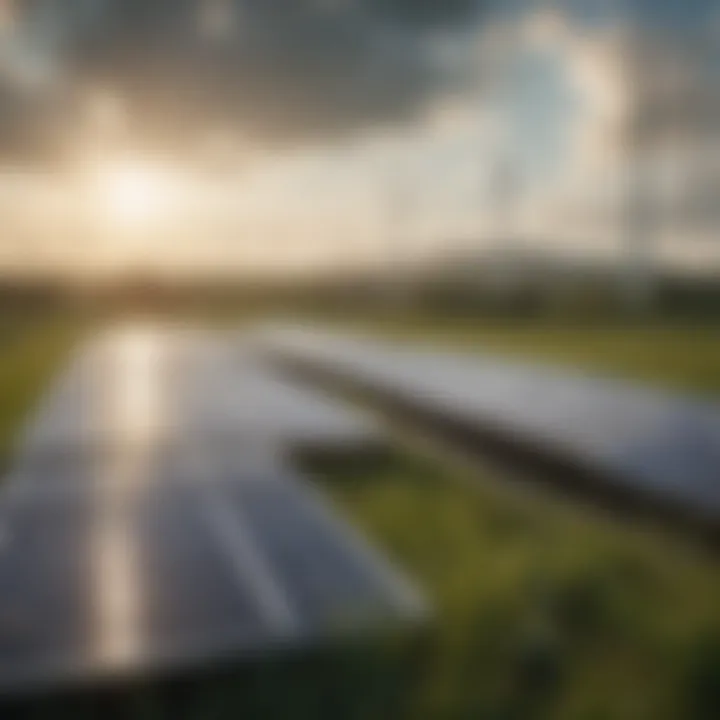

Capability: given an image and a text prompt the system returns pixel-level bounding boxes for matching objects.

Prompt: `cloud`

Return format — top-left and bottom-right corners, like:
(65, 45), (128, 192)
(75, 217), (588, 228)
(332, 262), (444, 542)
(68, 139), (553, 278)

(0, 78), (73, 164)
(0, 0), (492, 164)
(515, 7), (720, 253)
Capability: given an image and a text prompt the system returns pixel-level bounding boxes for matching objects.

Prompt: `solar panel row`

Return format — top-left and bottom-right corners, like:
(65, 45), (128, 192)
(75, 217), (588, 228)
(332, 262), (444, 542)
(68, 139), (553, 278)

(0, 327), (427, 697)
(260, 325), (720, 528)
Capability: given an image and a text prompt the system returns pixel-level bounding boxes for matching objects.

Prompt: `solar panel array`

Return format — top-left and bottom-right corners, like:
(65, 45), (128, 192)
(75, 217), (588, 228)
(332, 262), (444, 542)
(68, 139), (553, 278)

(0, 327), (427, 696)
(261, 325), (720, 526)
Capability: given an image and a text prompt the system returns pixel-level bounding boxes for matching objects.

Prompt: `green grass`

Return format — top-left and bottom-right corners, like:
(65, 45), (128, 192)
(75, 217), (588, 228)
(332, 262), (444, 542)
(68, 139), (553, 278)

(337, 317), (720, 396)
(314, 453), (720, 720)
(0, 316), (85, 466)
(299, 313), (720, 718)
(0, 310), (718, 718)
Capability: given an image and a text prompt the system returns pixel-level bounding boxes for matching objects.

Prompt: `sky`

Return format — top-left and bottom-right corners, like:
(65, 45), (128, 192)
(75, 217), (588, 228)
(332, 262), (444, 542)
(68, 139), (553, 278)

(0, 0), (718, 279)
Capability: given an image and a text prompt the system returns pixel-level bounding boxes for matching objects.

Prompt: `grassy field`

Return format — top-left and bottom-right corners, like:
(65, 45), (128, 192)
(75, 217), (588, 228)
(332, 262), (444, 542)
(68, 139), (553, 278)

(303, 315), (720, 718)
(0, 312), (718, 718)
(0, 314), (85, 466)
(314, 453), (720, 720)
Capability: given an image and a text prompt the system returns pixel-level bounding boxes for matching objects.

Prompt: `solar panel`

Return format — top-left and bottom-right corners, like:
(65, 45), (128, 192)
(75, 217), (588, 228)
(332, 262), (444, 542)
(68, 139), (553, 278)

(18, 329), (380, 463)
(260, 325), (720, 525)
(0, 328), (426, 697)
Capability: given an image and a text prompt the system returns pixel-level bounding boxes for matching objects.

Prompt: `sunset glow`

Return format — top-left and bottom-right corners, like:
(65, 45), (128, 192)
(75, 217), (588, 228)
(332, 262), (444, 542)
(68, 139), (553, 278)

(97, 161), (176, 229)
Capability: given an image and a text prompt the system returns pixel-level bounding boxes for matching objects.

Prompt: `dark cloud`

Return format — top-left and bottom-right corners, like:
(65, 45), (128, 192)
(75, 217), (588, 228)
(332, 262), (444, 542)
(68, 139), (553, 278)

(627, 33), (720, 150)
(367, 0), (483, 27)
(0, 78), (75, 165)
(71, 0), (489, 145)
(0, 0), (489, 163)
(3, 0), (719, 168)
(5, 0), (720, 169)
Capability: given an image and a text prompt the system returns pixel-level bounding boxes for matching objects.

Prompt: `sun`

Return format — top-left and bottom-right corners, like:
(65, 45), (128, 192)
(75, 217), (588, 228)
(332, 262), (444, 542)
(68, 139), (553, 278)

(98, 161), (173, 228)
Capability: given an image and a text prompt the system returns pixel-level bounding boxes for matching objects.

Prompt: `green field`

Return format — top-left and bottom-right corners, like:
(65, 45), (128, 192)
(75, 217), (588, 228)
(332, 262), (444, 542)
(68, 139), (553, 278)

(0, 313), (718, 719)
(305, 317), (720, 719)
(0, 314), (85, 467)
(314, 453), (720, 720)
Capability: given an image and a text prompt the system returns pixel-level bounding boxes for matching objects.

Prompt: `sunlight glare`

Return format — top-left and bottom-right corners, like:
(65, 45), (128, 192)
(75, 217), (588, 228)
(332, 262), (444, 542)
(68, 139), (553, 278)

(99, 161), (174, 228)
